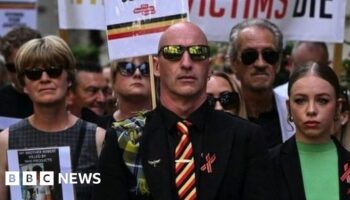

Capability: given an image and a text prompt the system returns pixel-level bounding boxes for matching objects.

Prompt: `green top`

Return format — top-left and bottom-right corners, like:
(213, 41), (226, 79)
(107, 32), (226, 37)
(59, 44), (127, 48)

(297, 140), (339, 200)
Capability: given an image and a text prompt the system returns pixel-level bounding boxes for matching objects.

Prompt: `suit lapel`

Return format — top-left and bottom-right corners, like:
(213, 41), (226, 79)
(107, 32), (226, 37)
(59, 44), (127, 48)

(280, 138), (306, 200)
(198, 112), (232, 200)
(140, 110), (172, 200)
(334, 138), (350, 200)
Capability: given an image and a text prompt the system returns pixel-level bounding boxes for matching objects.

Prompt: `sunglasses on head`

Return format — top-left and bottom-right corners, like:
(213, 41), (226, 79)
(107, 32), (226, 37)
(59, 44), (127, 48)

(207, 91), (239, 110)
(5, 63), (16, 73)
(118, 62), (149, 77)
(158, 45), (210, 61)
(240, 48), (279, 66)
(23, 66), (63, 81)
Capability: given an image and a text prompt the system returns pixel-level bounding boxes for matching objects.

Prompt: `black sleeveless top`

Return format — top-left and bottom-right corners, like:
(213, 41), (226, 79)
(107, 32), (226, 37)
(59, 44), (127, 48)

(9, 119), (98, 200)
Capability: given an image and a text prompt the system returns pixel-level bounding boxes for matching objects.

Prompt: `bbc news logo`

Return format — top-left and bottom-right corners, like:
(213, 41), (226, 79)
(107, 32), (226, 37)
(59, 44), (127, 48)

(5, 171), (101, 186)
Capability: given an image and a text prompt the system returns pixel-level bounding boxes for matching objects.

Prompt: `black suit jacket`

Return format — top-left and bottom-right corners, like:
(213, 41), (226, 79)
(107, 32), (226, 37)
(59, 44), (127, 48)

(95, 106), (273, 200)
(269, 136), (350, 200)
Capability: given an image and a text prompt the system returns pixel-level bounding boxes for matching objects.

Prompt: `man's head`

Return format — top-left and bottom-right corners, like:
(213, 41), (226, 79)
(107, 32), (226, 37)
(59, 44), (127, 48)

(0, 27), (41, 90)
(289, 41), (329, 73)
(154, 22), (211, 109)
(68, 61), (108, 117)
(228, 19), (283, 92)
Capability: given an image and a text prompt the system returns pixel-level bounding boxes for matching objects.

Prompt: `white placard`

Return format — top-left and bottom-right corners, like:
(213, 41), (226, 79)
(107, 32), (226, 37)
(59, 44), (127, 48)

(104, 0), (189, 60)
(58, 0), (105, 30)
(189, 0), (346, 42)
(7, 147), (74, 200)
(0, 0), (37, 36)
(57, 0), (346, 59)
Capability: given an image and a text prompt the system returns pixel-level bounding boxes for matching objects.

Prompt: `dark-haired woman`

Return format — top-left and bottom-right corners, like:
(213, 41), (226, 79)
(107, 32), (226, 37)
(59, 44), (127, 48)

(269, 62), (350, 200)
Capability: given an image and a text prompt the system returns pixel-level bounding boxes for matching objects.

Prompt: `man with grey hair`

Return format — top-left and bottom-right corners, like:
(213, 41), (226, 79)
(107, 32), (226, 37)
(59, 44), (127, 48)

(228, 19), (292, 148)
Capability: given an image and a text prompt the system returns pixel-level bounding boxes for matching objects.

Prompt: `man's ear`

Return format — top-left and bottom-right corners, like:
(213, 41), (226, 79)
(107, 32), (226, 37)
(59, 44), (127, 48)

(285, 55), (293, 73)
(23, 86), (28, 95)
(153, 56), (160, 77)
(340, 111), (349, 126)
(208, 57), (214, 66)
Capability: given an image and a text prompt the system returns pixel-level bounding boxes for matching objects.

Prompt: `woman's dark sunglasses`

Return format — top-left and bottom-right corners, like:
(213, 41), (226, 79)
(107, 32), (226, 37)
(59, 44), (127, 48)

(23, 66), (63, 81)
(5, 63), (16, 73)
(118, 62), (149, 77)
(158, 45), (210, 61)
(207, 91), (239, 110)
(240, 48), (279, 66)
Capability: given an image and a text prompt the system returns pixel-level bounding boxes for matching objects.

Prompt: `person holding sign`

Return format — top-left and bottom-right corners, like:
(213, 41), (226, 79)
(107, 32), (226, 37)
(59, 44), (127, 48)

(0, 35), (105, 200)
(96, 22), (273, 200)
(269, 62), (350, 200)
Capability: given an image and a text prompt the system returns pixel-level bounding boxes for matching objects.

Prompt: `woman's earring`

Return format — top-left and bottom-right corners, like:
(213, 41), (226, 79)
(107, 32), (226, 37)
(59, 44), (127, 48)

(334, 114), (339, 121)
(288, 114), (293, 122)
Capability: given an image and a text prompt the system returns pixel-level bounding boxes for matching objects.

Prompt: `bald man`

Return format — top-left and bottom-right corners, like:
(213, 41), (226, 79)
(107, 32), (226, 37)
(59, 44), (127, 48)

(96, 22), (273, 200)
(274, 41), (329, 98)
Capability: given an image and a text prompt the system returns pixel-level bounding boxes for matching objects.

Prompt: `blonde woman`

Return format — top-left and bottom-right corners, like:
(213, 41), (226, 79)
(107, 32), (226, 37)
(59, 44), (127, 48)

(207, 71), (247, 118)
(0, 35), (105, 200)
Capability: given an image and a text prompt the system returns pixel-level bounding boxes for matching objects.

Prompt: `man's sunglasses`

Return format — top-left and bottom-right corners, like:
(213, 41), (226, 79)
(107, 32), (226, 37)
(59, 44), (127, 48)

(158, 45), (210, 61)
(207, 91), (239, 110)
(240, 49), (280, 66)
(23, 66), (63, 81)
(5, 63), (16, 73)
(118, 62), (149, 77)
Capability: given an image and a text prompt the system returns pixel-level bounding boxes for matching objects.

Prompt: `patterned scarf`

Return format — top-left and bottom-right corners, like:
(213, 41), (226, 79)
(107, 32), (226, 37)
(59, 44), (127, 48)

(112, 112), (150, 195)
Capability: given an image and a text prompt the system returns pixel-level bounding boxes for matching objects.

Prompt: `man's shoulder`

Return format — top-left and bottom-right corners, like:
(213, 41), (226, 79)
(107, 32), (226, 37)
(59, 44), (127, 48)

(210, 110), (260, 130)
(0, 85), (16, 98)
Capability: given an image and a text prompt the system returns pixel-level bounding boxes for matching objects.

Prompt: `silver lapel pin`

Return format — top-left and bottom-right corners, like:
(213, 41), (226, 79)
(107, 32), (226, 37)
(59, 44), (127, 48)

(148, 159), (161, 167)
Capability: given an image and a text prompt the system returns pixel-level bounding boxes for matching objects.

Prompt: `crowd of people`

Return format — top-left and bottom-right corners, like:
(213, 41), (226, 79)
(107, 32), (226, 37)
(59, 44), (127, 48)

(0, 18), (349, 200)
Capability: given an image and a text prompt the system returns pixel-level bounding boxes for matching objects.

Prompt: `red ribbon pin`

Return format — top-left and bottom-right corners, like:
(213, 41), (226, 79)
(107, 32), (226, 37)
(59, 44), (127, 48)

(201, 153), (216, 173)
(341, 163), (350, 183)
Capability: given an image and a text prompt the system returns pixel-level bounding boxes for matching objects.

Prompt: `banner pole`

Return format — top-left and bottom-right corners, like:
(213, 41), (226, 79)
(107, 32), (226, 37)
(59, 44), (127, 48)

(148, 55), (157, 109)
(333, 43), (343, 78)
(59, 29), (69, 44)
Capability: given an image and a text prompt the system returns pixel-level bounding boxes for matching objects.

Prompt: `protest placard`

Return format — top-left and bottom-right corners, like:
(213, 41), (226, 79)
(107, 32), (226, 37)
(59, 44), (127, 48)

(7, 147), (74, 200)
(0, 0), (37, 36)
(57, 0), (346, 43)
(58, 0), (105, 30)
(104, 0), (189, 60)
(189, 0), (346, 42)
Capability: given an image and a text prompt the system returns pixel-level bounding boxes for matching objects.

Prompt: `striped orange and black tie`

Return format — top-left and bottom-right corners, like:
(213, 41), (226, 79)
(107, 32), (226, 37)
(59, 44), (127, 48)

(175, 120), (197, 200)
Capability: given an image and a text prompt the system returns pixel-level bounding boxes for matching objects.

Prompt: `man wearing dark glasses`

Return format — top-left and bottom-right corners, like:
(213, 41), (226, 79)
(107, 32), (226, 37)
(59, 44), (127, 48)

(228, 19), (292, 149)
(97, 22), (273, 200)
(0, 27), (41, 123)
